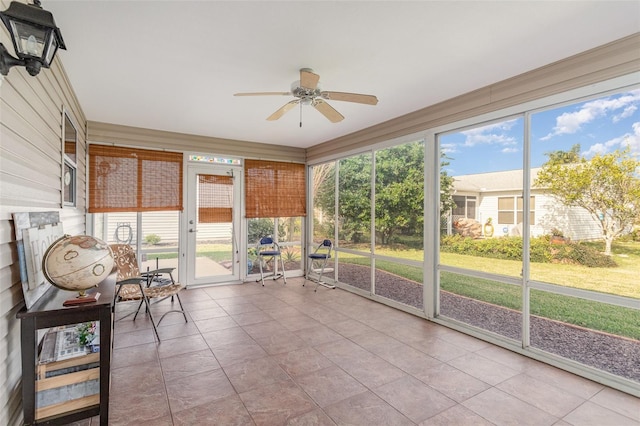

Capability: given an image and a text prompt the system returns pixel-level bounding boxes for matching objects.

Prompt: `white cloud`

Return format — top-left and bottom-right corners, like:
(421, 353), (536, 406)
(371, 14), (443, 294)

(582, 121), (640, 157)
(462, 119), (519, 147)
(501, 147), (519, 153)
(541, 90), (640, 141)
(440, 143), (458, 154)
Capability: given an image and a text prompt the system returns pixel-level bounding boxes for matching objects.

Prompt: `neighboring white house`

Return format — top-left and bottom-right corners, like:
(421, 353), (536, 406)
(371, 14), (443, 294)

(451, 168), (602, 241)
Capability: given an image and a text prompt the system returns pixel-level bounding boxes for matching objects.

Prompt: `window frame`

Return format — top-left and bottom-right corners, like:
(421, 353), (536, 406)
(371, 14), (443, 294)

(62, 109), (78, 207)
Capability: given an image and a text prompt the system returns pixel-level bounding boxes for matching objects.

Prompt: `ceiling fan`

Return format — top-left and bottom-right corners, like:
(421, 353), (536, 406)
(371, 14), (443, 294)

(234, 68), (378, 125)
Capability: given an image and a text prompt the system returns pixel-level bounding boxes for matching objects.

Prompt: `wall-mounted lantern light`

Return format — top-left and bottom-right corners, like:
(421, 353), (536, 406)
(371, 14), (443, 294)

(0, 0), (66, 77)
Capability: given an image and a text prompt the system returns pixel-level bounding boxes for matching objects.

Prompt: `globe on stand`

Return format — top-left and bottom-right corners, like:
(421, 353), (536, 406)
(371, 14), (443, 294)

(42, 235), (114, 305)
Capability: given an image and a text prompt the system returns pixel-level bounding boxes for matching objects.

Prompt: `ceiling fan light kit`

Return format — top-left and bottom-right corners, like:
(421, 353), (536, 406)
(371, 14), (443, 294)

(234, 68), (378, 126)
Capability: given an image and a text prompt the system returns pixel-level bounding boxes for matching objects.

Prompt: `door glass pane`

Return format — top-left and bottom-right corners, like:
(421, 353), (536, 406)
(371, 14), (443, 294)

(195, 173), (233, 278)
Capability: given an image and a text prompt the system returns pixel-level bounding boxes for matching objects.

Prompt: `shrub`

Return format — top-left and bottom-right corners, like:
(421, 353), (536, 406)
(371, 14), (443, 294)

(144, 234), (161, 245)
(440, 235), (615, 267)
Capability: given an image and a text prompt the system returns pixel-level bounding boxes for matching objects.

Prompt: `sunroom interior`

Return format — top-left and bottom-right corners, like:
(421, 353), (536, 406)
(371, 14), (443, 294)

(1, 2), (639, 425)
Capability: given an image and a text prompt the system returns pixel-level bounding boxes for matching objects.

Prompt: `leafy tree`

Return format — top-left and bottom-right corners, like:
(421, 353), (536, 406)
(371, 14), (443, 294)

(535, 147), (640, 256)
(375, 141), (424, 244)
(314, 142), (455, 245)
(544, 143), (581, 164)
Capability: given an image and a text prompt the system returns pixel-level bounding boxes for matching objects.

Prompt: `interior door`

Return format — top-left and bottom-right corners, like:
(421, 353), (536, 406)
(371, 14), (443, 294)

(186, 165), (241, 286)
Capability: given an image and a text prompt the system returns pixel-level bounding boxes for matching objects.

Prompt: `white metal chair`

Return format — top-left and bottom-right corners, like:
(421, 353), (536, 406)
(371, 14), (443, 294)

(255, 236), (287, 286)
(304, 239), (335, 291)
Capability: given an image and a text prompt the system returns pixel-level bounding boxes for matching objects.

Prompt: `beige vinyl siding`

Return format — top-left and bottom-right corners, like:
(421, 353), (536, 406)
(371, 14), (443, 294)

(87, 121), (306, 164)
(307, 34), (640, 162)
(102, 212), (231, 244)
(0, 0), (87, 420)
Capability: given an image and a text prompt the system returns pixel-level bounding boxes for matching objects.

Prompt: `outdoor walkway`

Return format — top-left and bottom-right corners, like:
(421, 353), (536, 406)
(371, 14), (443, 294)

(87, 278), (639, 425)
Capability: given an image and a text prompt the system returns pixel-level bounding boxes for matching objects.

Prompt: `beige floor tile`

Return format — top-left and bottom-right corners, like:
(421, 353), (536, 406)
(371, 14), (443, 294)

(497, 373), (586, 418)
(562, 401), (640, 426)
(324, 391), (414, 426)
(239, 380), (318, 426)
(415, 363), (491, 402)
(463, 388), (558, 426)
(589, 387), (640, 421)
(156, 334), (209, 359)
(448, 352), (520, 386)
(160, 348), (220, 381)
(172, 394), (255, 426)
(524, 363), (604, 399)
(107, 281), (635, 426)
(165, 368), (235, 413)
(373, 375), (457, 423)
(273, 346), (335, 378)
(296, 365), (368, 407)
(194, 315), (238, 333)
(253, 330), (309, 355)
(419, 404), (494, 426)
(211, 341), (269, 367)
(201, 326), (255, 348)
(286, 408), (337, 425)
(223, 356), (291, 393)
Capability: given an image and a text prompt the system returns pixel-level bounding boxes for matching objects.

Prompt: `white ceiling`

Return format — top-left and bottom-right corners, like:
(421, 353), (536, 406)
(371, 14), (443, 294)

(46, 1), (640, 149)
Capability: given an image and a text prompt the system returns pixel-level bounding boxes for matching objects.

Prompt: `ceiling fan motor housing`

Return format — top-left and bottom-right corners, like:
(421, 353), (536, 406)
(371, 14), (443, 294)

(291, 81), (322, 105)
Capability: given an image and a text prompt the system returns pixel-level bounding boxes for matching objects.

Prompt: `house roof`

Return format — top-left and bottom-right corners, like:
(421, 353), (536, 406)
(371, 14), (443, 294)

(44, 1), (640, 149)
(453, 168), (543, 193)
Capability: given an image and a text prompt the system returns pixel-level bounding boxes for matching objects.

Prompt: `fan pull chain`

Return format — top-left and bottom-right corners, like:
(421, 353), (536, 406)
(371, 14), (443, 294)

(299, 101), (303, 128)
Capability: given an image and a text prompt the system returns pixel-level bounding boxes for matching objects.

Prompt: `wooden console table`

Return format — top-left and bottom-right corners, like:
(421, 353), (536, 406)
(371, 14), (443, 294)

(17, 275), (114, 425)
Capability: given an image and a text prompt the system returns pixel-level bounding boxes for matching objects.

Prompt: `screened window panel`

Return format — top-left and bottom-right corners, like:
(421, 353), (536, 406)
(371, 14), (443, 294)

(198, 174), (233, 223)
(245, 160), (306, 218)
(89, 145), (183, 213)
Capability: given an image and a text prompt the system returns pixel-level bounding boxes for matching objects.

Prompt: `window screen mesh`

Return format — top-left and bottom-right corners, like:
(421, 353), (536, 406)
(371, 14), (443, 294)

(244, 160), (306, 218)
(89, 145), (183, 213)
(198, 174), (233, 223)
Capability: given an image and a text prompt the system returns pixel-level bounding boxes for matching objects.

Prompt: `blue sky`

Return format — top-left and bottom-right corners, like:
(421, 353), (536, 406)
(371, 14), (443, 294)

(440, 89), (640, 176)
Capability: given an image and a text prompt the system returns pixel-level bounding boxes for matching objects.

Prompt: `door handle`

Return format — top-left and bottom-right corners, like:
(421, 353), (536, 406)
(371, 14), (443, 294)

(189, 229), (198, 233)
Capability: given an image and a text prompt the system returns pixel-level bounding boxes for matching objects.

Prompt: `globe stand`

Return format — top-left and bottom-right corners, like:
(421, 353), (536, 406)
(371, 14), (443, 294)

(62, 290), (101, 307)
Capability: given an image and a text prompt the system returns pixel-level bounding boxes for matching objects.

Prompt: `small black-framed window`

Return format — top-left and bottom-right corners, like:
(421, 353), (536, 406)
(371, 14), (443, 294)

(63, 110), (78, 207)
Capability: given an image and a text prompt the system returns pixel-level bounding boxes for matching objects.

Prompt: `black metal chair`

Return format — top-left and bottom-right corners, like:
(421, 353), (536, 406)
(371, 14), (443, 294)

(255, 236), (287, 286)
(304, 239), (335, 291)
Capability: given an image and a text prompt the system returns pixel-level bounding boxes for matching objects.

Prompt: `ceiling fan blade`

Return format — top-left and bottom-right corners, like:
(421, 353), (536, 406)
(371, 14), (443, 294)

(234, 92), (291, 96)
(321, 91), (378, 105)
(267, 100), (299, 121)
(300, 68), (320, 90)
(313, 99), (344, 123)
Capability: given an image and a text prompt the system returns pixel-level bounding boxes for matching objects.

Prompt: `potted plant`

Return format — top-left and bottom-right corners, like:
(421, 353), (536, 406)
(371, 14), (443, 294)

(483, 218), (494, 237)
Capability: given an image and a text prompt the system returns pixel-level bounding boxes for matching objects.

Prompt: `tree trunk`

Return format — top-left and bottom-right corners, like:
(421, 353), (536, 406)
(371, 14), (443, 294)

(604, 235), (613, 256)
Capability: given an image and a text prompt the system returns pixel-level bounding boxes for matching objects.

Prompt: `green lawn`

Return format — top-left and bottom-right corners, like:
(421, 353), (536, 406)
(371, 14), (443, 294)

(339, 241), (640, 340)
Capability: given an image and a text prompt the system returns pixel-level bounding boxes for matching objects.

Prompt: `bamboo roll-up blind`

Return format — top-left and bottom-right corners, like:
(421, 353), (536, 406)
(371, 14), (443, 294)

(245, 160), (306, 218)
(89, 145), (183, 212)
(198, 174), (233, 223)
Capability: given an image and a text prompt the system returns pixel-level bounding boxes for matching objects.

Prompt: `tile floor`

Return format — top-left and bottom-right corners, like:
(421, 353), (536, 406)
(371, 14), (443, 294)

(78, 278), (638, 425)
